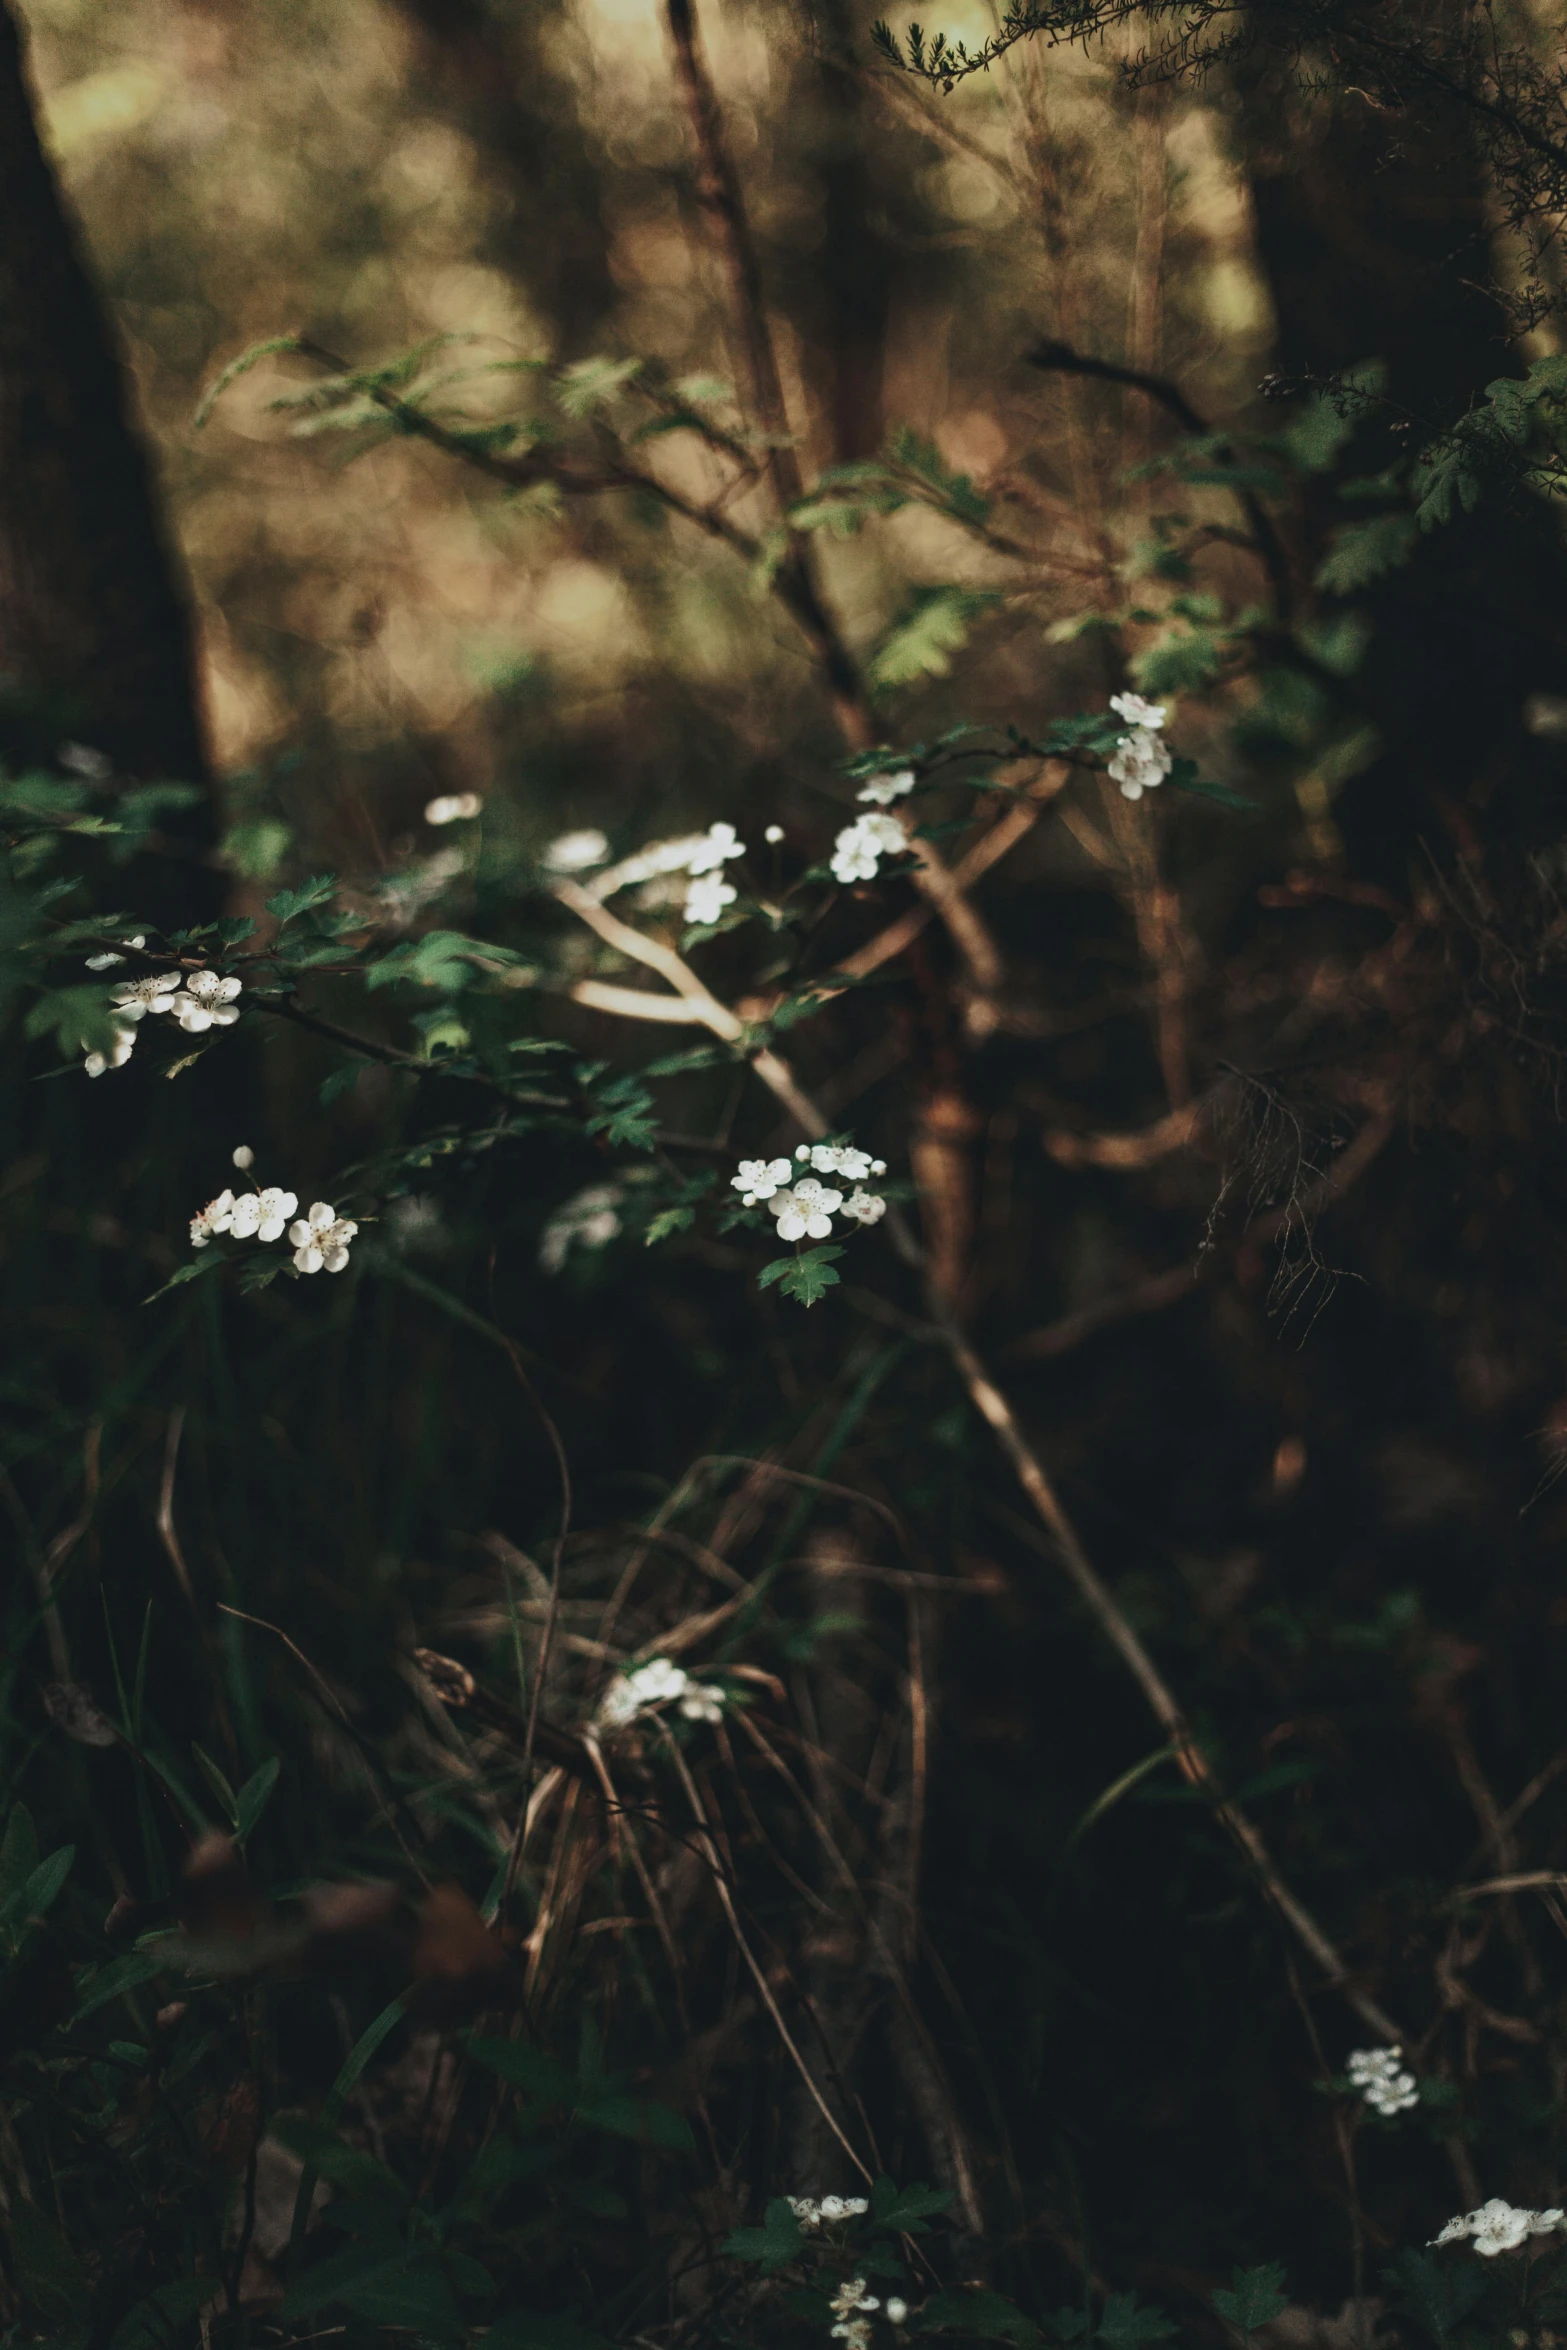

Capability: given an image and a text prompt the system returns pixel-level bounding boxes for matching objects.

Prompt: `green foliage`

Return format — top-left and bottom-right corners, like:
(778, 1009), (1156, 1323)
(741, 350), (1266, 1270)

(868, 588), (1000, 690)
(1211, 2265), (1289, 2333)
(725, 2197), (807, 2272)
(1381, 2250), (1488, 2343)
(918, 2291), (1043, 2345)
(758, 1243), (844, 1305)
(1315, 513), (1419, 592)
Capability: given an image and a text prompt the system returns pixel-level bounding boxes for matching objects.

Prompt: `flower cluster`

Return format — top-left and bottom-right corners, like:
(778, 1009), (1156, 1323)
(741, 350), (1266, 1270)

(731, 1142), (888, 1245)
(424, 792), (483, 825)
(543, 827), (610, 873)
(189, 1182), (358, 1276)
(1432, 2200), (1566, 2257)
(598, 1656), (723, 1729)
(787, 2196), (869, 2231)
(831, 2278), (881, 2350)
(1346, 2045), (1418, 2117)
(855, 768), (915, 808)
(191, 1186), (298, 1249)
(85, 962), (244, 1073)
(831, 811), (905, 885)
(588, 823), (747, 922)
(539, 1182), (622, 1275)
(1106, 691), (1173, 801)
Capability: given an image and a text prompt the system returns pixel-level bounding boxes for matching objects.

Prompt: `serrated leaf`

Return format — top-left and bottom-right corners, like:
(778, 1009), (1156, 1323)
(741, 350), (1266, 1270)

(871, 2177), (953, 2231)
(868, 587), (999, 691)
(1096, 2294), (1178, 2350)
(1213, 2264), (1289, 2334)
(265, 873), (339, 924)
(724, 2197), (805, 2272)
(917, 2290), (1042, 2345)
(1314, 512), (1419, 593)
(758, 1244), (844, 1306)
(1381, 2248), (1487, 2342)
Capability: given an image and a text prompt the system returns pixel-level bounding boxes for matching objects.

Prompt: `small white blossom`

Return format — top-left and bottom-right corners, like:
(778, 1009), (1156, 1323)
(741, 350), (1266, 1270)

(85, 951), (125, 970)
(1432, 2200), (1566, 2256)
(125, 935), (146, 950)
(856, 768), (915, 807)
(684, 872), (737, 927)
(886, 2303), (909, 2329)
(110, 972), (182, 1021)
(1109, 692), (1167, 730)
(171, 970), (243, 1033)
(599, 1656), (690, 1728)
(832, 2322), (872, 2349)
(788, 2198), (822, 2231)
(540, 1183), (621, 1275)
(831, 812), (905, 885)
(685, 822), (745, 875)
(772, 1177), (842, 1243)
(59, 741), (112, 779)
(543, 827), (610, 872)
(678, 1683), (725, 1724)
(1346, 2045), (1419, 2117)
(807, 1143), (875, 1181)
(84, 1025), (137, 1078)
(254, 1187), (299, 1242)
(424, 792), (483, 825)
(765, 824), (785, 844)
(830, 2282), (880, 2320)
(841, 1188), (886, 1226)
(229, 1193), (263, 1240)
(732, 1158), (794, 1206)
(1107, 727), (1173, 801)
(232, 1144), (254, 1172)
(190, 1189), (237, 1248)
(289, 1202), (358, 1275)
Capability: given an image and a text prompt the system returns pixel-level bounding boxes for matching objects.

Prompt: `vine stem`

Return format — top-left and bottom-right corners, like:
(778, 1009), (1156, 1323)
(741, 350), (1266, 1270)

(555, 882), (1404, 2045)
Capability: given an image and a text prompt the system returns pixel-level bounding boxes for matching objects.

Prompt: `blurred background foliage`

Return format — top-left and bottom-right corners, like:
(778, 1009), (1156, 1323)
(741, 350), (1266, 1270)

(12, 0), (1567, 2342)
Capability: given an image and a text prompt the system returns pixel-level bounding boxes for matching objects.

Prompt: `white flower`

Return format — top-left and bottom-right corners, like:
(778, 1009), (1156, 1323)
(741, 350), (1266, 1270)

(788, 2198), (822, 2231)
(1431, 2200), (1566, 2256)
(819, 2196), (867, 2221)
(190, 1189), (237, 1248)
(543, 827), (610, 872)
(831, 812), (905, 884)
(229, 1193), (263, 1240)
(289, 1202), (358, 1275)
(830, 2281), (880, 2320)
(232, 1144), (254, 1171)
(841, 1188), (886, 1226)
(59, 740), (111, 778)
(85, 951), (125, 970)
(170, 970), (243, 1033)
(1107, 727), (1173, 801)
(685, 822), (744, 876)
(1346, 2046), (1419, 2116)
(84, 1025), (137, 1078)
(255, 1187), (299, 1242)
(832, 2323), (872, 2350)
(540, 1183), (621, 1275)
(678, 1683), (725, 1723)
(599, 1656), (690, 1727)
(424, 792), (483, 825)
(807, 1143), (875, 1181)
(110, 972), (182, 1021)
(684, 872), (736, 927)
(732, 1157), (794, 1206)
(772, 1177), (841, 1242)
(1109, 692), (1167, 730)
(886, 2303), (909, 2329)
(856, 768), (915, 806)
(765, 824), (785, 844)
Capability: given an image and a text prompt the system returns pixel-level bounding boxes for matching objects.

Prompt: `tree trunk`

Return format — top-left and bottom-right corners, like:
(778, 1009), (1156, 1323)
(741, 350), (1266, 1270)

(0, 0), (209, 784)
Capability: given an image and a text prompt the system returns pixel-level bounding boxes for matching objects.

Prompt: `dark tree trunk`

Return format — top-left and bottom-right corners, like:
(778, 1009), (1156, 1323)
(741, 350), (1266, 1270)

(1238, 28), (1567, 877)
(388, 0), (615, 354)
(0, 0), (209, 784)
(804, 0), (891, 460)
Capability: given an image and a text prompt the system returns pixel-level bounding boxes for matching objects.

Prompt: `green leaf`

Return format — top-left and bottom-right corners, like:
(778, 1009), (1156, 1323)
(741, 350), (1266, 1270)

(1096, 2295), (1178, 2350)
(265, 873), (339, 924)
(758, 1244), (844, 1306)
(466, 2035), (578, 2105)
(1381, 2249), (1487, 2344)
(867, 587), (999, 691)
(724, 2196), (806, 2273)
(1315, 512), (1419, 593)
(1212, 2264), (1289, 2334)
(555, 354), (643, 415)
(72, 1948), (166, 2022)
(0, 1803), (39, 1913)
(235, 1756), (281, 1841)
(222, 817), (294, 879)
(191, 1743), (239, 1827)
(574, 2092), (694, 2149)
(2, 1843), (75, 1929)
(644, 1205), (697, 1246)
(917, 2290), (1042, 2345)
(110, 2276), (216, 2350)
(871, 2178), (953, 2232)
(319, 1059), (366, 1107)
(25, 983), (121, 1058)
(271, 2117), (409, 2205)
(12, 2204), (91, 2326)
